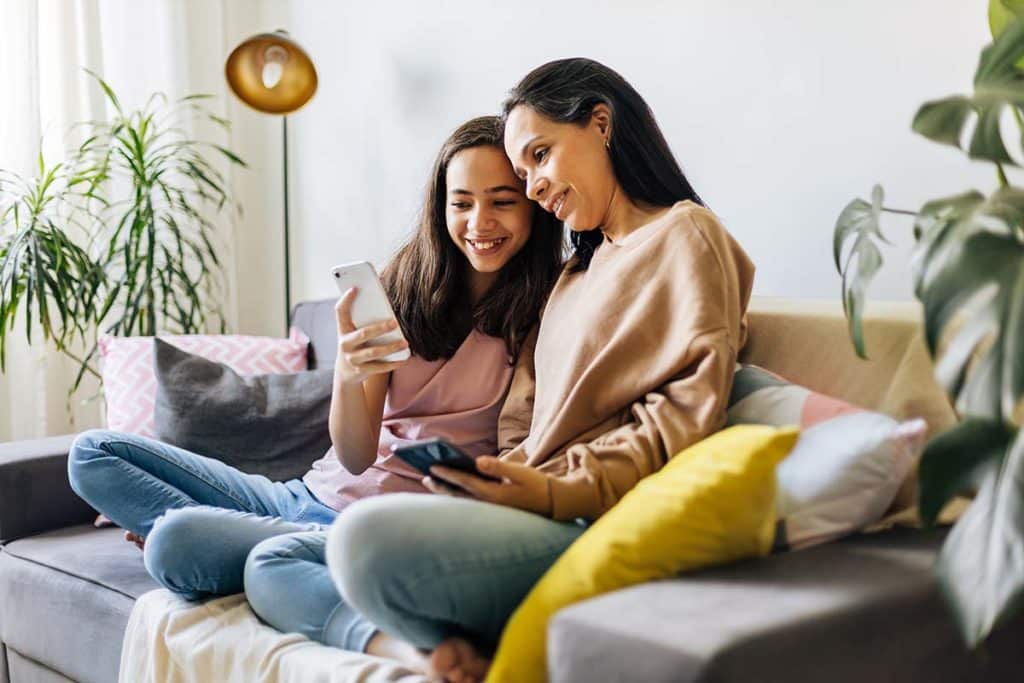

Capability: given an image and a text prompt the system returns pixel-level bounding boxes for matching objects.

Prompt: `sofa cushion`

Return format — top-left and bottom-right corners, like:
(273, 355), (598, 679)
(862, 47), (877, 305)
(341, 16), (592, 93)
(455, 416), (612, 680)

(0, 525), (157, 683)
(153, 339), (334, 482)
(6, 649), (75, 683)
(728, 365), (927, 549)
(99, 329), (310, 438)
(547, 527), (1024, 683)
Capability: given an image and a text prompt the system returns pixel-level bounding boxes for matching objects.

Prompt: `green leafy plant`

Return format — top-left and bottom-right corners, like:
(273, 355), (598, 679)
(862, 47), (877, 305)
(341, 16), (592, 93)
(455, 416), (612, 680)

(833, 7), (1024, 648)
(0, 73), (245, 396)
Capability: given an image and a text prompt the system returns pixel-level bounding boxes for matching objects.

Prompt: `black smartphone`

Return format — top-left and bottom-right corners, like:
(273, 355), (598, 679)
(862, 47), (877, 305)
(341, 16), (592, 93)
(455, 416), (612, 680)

(392, 438), (499, 481)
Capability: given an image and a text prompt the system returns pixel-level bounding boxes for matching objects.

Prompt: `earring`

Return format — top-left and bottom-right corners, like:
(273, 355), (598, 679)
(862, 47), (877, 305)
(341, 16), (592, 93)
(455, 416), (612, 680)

(605, 138), (610, 149)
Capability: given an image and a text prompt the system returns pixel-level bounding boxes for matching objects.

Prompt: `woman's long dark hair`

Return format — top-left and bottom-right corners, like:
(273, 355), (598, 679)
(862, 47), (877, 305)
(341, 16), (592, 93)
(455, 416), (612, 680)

(502, 58), (703, 271)
(381, 116), (564, 362)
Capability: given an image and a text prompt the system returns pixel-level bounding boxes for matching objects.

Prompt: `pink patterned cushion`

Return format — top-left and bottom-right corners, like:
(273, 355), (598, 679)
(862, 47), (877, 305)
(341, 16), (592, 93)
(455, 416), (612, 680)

(728, 364), (928, 550)
(99, 328), (310, 437)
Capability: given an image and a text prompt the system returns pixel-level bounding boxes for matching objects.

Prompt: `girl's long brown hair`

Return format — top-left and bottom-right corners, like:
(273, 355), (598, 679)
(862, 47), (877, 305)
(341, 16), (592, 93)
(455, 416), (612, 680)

(380, 116), (565, 362)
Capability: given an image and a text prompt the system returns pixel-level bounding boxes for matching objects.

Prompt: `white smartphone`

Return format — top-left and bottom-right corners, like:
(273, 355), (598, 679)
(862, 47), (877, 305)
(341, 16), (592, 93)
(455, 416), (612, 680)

(331, 261), (411, 363)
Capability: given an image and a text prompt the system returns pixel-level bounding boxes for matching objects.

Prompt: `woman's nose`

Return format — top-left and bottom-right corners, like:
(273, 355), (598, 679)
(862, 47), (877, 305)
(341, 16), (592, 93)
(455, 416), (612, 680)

(526, 176), (547, 202)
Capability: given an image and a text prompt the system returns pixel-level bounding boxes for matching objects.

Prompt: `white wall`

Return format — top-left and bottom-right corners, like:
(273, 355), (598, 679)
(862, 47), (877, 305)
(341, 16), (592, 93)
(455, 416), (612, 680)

(224, 0), (996, 336)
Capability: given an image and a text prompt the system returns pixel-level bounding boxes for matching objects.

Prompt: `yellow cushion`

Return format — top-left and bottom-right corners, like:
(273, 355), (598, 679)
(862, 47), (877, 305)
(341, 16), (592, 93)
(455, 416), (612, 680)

(486, 425), (799, 683)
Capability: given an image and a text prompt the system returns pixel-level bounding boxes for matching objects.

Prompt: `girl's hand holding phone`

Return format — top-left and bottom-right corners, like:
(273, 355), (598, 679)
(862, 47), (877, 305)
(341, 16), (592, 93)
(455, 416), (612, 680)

(335, 288), (410, 385)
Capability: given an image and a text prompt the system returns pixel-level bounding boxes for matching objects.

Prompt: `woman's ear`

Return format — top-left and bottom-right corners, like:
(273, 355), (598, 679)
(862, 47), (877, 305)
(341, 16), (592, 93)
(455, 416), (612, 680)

(590, 103), (612, 141)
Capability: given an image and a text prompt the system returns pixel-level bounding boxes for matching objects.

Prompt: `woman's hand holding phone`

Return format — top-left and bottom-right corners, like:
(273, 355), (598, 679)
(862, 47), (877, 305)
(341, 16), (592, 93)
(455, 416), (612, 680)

(424, 456), (554, 517)
(335, 288), (410, 385)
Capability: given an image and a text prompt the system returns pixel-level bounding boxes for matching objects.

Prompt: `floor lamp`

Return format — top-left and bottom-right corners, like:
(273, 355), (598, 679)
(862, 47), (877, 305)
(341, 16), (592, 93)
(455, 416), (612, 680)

(225, 31), (317, 333)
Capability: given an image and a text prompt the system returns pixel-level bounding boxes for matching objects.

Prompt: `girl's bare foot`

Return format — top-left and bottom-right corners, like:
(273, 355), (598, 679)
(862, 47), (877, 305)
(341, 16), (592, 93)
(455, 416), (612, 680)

(430, 637), (490, 683)
(365, 632), (431, 674)
(124, 530), (145, 551)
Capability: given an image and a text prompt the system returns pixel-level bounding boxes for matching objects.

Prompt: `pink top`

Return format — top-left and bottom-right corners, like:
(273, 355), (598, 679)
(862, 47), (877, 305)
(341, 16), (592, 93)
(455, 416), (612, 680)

(303, 329), (514, 510)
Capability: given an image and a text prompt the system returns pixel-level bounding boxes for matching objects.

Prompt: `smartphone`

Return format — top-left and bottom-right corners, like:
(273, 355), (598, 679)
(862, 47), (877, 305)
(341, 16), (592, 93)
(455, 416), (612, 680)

(331, 261), (410, 363)
(392, 438), (500, 482)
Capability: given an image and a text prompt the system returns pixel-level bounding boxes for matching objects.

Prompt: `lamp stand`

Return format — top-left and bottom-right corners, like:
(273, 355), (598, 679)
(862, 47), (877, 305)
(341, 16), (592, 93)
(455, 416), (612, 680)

(283, 114), (292, 333)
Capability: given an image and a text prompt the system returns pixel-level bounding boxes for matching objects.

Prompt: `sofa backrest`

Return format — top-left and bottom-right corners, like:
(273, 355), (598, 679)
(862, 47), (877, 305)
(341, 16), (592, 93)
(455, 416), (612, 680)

(742, 298), (955, 438)
(292, 296), (956, 439)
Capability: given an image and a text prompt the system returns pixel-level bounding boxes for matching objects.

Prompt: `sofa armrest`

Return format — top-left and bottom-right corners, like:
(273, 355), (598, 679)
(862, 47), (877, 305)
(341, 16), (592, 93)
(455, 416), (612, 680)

(0, 434), (94, 542)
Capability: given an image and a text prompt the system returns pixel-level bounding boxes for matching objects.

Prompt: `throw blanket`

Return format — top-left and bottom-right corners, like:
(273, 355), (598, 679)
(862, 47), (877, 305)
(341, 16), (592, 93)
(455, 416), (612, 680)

(120, 590), (429, 683)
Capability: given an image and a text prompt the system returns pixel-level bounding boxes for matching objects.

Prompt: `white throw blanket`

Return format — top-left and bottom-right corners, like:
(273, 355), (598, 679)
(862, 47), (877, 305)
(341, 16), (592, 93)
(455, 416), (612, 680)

(120, 590), (430, 683)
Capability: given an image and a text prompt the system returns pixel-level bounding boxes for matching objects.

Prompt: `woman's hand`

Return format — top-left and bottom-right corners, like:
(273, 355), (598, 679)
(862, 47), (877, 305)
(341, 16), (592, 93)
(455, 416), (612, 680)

(335, 288), (409, 385)
(423, 457), (553, 517)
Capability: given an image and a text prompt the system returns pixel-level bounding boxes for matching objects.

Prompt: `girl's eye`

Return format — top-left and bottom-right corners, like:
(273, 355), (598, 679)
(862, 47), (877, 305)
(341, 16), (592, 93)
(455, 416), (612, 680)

(494, 199), (517, 207)
(450, 201), (471, 209)
(533, 147), (548, 163)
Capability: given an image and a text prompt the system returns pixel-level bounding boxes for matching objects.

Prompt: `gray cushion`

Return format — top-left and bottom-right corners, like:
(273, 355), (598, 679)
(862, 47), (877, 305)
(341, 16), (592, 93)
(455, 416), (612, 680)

(547, 528), (1024, 682)
(153, 338), (334, 482)
(0, 525), (157, 683)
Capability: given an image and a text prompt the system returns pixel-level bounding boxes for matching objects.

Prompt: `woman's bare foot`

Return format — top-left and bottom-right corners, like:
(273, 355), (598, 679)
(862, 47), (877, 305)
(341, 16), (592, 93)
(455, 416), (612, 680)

(430, 637), (490, 683)
(365, 632), (431, 673)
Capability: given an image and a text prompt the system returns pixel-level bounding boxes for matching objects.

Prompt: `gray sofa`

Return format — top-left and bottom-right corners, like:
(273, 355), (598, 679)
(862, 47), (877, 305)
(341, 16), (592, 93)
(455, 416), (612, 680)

(1, 298), (1023, 682)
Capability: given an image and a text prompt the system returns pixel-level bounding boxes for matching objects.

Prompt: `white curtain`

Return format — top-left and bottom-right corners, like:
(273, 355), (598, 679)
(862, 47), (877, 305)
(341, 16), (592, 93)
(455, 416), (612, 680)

(0, 0), (240, 442)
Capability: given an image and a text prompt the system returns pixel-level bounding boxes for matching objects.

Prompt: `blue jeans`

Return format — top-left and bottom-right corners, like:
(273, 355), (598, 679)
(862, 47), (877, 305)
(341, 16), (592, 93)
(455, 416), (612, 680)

(67, 429), (376, 651)
(327, 493), (587, 651)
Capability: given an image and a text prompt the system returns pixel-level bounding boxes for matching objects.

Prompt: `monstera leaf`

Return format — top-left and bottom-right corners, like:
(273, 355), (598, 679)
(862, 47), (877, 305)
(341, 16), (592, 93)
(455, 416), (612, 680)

(832, 184), (890, 358)
(913, 190), (1024, 647)
(928, 426), (1024, 646)
(914, 194), (1024, 421)
(913, 18), (1024, 164)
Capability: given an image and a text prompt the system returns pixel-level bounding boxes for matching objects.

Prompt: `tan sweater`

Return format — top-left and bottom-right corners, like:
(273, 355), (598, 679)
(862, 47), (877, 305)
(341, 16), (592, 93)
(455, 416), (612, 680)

(497, 201), (755, 521)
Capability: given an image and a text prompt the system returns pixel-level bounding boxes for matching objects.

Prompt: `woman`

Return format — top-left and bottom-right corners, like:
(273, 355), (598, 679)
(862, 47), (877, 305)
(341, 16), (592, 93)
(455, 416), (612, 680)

(66, 115), (563, 666)
(324, 58), (756, 681)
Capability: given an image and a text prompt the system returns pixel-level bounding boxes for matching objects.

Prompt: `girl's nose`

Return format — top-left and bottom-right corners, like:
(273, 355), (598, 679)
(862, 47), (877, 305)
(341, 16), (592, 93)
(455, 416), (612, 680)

(468, 206), (496, 231)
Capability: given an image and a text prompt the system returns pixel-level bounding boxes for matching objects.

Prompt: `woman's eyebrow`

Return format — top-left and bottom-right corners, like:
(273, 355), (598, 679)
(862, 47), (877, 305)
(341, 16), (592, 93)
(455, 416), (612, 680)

(486, 185), (521, 194)
(519, 136), (541, 160)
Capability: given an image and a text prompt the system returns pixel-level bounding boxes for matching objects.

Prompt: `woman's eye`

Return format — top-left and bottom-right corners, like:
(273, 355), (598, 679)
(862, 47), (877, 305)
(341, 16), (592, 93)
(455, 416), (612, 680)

(450, 202), (471, 209)
(533, 147), (548, 163)
(494, 199), (517, 207)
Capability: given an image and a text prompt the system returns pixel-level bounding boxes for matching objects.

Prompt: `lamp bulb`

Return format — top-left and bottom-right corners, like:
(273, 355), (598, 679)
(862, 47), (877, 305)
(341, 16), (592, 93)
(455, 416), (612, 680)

(261, 45), (289, 89)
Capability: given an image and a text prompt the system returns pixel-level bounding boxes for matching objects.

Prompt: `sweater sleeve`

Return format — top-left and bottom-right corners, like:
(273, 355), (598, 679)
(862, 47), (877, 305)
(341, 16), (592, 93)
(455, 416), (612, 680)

(496, 326), (538, 458)
(545, 206), (753, 521)
(547, 328), (738, 520)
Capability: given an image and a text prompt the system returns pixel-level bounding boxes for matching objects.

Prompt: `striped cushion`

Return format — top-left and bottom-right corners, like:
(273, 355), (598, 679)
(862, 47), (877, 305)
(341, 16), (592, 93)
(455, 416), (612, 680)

(100, 328), (310, 438)
(728, 365), (927, 550)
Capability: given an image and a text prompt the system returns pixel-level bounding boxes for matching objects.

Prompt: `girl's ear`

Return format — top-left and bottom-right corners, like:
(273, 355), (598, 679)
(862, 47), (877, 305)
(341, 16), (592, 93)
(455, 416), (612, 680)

(590, 103), (612, 140)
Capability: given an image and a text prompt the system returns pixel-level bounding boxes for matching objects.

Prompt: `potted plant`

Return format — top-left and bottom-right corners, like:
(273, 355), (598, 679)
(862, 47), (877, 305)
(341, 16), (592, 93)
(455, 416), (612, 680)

(0, 73), (245, 397)
(833, 3), (1024, 648)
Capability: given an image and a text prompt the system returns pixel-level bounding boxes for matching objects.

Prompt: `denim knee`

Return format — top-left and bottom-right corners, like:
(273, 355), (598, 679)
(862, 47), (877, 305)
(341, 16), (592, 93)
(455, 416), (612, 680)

(326, 495), (420, 608)
(243, 534), (301, 619)
(67, 428), (118, 497)
(143, 506), (208, 599)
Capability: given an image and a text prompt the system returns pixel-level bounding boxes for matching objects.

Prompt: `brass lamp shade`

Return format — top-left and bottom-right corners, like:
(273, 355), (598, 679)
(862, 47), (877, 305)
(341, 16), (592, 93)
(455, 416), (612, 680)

(225, 32), (317, 114)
